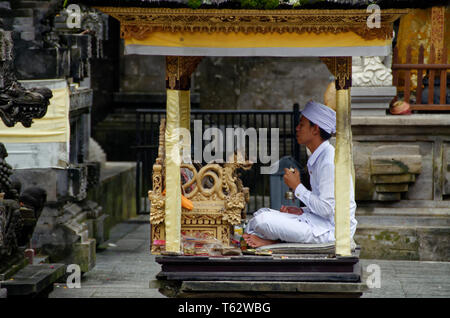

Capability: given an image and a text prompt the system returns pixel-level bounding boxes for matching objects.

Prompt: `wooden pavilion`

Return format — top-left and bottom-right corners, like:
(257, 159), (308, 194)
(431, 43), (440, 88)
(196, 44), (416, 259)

(74, 0), (410, 297)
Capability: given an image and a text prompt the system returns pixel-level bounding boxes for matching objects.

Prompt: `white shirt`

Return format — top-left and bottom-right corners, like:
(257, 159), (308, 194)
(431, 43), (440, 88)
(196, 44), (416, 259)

(294, 140), (357, 238)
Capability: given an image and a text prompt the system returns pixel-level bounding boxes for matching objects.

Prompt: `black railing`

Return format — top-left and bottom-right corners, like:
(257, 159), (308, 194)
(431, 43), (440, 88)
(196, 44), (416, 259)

(135, 104), (305, 214)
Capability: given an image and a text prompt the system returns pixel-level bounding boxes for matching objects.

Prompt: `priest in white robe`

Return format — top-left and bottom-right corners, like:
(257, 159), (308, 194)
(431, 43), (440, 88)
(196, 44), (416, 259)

(243, 101), (357, 248)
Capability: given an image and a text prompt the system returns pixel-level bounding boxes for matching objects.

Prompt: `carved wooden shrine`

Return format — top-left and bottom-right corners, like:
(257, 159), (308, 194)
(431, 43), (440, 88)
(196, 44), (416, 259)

(76, 0), (409, 297)
(149, 119), (252, 254)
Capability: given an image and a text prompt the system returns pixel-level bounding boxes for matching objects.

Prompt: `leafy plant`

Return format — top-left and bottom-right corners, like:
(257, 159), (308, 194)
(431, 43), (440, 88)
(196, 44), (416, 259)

(241, 0), (281, 9)
(188, 0), (203, 9)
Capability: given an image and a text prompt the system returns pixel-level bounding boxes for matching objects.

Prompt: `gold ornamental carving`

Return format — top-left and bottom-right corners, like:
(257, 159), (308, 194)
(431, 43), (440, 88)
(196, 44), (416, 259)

(321, 56), (352, 90)
(335, 57), (352, 90)
(166, 56), (203, 90)
(94, 8), (407, 41)
(148, 120), (252, 254)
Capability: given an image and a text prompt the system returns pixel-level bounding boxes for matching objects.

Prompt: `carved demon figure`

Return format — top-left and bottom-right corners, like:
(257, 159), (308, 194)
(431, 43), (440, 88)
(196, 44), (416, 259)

(0, 143), (47, 260)
(0, 29), (52, 128)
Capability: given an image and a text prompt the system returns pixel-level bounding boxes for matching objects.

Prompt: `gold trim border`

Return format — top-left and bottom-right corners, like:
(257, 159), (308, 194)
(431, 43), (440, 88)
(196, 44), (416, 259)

(94, 7), (409, 41)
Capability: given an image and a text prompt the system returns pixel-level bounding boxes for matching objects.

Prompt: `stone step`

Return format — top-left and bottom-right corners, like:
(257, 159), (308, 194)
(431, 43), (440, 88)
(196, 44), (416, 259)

(0, 252), (29, 281)
(356, 207), (450, 217)
(357, 215), (450, 227)
(0, 264), (66, 297)
(355, 225), (450, 261)
(356, 206), (450, 227)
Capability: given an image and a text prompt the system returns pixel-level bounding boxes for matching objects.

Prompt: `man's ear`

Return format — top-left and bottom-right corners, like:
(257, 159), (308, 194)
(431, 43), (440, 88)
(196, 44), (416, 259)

(312, 124), (320, 136)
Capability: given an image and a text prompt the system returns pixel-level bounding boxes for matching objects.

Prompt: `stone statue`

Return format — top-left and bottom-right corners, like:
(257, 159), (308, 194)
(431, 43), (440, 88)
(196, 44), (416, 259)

(0, 29), (52, 128)
(352, 56), (393, 87)
(350, 54), (396, 115)
(0, 143), (46, 260)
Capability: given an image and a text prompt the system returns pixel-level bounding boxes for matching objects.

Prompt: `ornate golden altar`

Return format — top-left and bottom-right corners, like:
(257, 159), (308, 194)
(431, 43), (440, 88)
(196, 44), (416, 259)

(148, 119), (252, 254)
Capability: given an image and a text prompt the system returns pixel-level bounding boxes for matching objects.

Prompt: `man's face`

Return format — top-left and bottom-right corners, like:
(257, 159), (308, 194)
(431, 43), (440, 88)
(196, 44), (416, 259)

(296, 116), (315, 145)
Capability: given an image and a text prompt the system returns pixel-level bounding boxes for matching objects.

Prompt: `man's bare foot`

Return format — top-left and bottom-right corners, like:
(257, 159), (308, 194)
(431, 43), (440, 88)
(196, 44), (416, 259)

(243, 234), (278, 248)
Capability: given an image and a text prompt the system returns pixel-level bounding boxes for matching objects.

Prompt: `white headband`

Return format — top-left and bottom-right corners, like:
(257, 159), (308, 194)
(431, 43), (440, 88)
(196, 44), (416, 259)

(301, 101), (336, 134)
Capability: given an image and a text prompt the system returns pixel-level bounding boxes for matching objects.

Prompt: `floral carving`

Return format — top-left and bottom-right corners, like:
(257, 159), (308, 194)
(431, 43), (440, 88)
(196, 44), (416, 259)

(94, 7), (407, 41)
(148, 119), (252, 253)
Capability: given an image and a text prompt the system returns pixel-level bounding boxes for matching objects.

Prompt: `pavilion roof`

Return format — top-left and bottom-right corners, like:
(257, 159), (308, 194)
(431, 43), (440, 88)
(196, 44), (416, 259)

(72, 0), (444, 57)
(71, 0), (449, 10)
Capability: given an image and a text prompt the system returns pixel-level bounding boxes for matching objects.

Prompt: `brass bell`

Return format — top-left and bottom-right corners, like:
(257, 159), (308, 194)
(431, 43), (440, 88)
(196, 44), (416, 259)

(284, 167), (295, 201)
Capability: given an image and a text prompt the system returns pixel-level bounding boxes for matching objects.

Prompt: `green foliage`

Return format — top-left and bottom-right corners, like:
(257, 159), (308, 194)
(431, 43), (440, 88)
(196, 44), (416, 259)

(292, 0), (309, 8)
(241, 0), (259, 9)
(241, 0), (281, 9)
(188, 0), (203, 9)
(264, 0), (280, 9)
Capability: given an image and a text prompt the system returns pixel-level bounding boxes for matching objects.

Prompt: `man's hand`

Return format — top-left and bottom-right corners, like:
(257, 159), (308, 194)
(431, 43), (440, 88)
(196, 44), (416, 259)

(280, 205), (303, 215)
(283, 168), (301, 190)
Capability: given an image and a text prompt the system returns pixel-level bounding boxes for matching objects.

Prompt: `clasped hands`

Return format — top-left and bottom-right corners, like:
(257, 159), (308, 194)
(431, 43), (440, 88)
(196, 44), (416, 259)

(281, 167), (303, 215)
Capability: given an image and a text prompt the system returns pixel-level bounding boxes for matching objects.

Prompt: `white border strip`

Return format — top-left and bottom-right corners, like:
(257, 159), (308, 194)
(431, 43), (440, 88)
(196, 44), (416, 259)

(124, 45), (391, 57)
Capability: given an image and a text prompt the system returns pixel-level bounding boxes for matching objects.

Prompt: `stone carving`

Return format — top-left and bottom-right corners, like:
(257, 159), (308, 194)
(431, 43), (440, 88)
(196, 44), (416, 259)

(352, 56), (393, 87)
(148, 119), (252, 254)
(444, 144), (450, 196)
(0, 29), (52, 128)
(0, 143), (47, 260)
(348, 54), (397, 116)
(370, 145), (422, 201)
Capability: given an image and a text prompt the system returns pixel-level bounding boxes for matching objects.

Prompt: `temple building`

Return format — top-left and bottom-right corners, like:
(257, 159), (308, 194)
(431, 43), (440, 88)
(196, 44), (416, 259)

(0, 0), (448, 297)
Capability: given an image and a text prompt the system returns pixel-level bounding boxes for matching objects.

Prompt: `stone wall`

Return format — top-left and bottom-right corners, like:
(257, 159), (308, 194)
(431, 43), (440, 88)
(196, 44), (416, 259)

(351, 115), (450, 261)
(0, 1), (126, 273)
(119, 55), (332, 111)
(87, 162), (137, 234)
(193, 57), (331, 110)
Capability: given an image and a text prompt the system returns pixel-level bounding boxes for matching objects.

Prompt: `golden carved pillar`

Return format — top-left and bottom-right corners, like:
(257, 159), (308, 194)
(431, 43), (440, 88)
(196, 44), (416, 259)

(164, 56), (202, 253)
(334, 57), (353, 257)
(321, 56), (353, 257)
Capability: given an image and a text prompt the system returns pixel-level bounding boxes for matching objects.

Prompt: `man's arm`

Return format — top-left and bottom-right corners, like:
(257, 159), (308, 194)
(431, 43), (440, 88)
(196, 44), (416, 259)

(294, 162), (335, 221)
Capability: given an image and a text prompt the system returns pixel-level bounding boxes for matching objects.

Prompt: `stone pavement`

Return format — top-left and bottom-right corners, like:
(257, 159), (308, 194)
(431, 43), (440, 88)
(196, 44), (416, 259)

(49, 215), (450, 298)
(49, 215), (165, 298)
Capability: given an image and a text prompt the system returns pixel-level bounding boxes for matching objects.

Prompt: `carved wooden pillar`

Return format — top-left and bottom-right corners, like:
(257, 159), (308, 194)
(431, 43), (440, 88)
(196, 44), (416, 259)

(431, 6), (445, 64)
(321, 56), (353, 257)
(164, 56), (202, 253)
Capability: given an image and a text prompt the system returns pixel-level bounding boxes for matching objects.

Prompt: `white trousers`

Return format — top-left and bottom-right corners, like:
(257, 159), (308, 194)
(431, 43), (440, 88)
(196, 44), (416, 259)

(245, 208), (334, 244)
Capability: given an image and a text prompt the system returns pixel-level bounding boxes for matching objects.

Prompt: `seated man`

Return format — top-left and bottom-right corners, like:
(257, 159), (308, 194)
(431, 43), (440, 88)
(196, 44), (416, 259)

(243, 101), (357, 248)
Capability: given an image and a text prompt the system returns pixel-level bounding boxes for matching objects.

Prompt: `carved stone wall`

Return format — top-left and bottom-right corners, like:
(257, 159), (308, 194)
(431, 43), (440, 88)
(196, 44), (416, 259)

(0, 1), (115, 272)
(349, 115), (450, 261)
